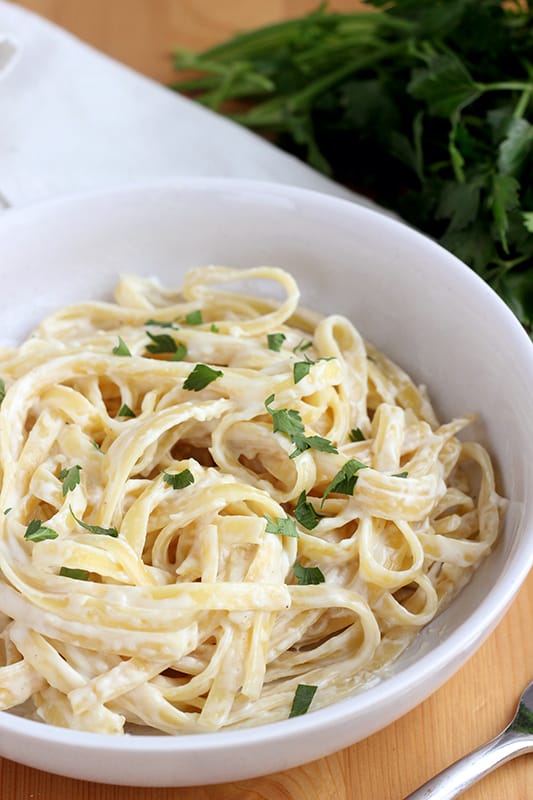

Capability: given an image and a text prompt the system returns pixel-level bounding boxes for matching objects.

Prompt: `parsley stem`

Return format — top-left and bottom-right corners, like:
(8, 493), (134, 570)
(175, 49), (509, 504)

(230, 43), (407, 128)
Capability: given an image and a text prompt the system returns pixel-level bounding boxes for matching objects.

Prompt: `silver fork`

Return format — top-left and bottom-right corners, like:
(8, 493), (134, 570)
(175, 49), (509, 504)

(404, 679), (533, 799)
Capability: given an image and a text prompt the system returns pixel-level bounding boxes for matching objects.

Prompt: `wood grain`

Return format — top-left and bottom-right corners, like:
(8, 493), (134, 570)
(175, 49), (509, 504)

(3, 1), (533, 797)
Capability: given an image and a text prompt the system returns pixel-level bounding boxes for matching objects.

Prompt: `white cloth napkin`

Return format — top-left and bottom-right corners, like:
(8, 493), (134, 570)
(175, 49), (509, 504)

(0, 1), (372, 210)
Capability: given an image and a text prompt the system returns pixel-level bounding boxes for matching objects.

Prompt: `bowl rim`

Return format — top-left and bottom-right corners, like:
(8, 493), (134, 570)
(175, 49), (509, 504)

(0, 176), (532, 752)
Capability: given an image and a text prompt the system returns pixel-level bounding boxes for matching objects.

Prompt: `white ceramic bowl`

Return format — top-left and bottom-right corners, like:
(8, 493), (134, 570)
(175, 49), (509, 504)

(0, 178), (532, 786)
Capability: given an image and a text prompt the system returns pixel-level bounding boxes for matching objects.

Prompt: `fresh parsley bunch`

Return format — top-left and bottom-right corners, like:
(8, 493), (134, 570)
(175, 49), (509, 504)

(172, 0), (533, 333)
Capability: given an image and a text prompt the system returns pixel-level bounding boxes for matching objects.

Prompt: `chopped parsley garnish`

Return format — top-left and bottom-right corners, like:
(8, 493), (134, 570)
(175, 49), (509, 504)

(24, 519), (58, 542)
(290, 434), (337, 460)
(264, 515), (298, 538)
(349, 427), (365, 442)
(112, 337), (131, 357)
(289, 684), (317, 717)
(322, 459), (368, 505)
(145, 331), (179, 354)
(184, 310), (203, 325)
(293, 491), (323, 530)
(0, 378), (5, 406)
(183, 364), (223, 391)
(163, 468), (195, 489)
(172, 343), (188, 361)
(264, 394), (337, 459)
(3, 508), (11, 515)
(91, 439), (101, 450)
(59, 465), (82, 496)
(69, 506), (119, 538)
(393, 471), (409, 478)
(293, 562), (325, 585)
(59, 566), (90, 581)
(210, 323), (220, 333)
(265, 394), (305, 437)
(145, 319), (179, 329)
(293, 360), (313, 384)
(267, 332), (286, 352)
(118, 403), (136, 418)
(293, 340), (313, 354)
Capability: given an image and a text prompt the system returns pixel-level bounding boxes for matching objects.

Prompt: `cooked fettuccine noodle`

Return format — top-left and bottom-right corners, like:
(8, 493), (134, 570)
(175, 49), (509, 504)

(0, 266), (504, 734)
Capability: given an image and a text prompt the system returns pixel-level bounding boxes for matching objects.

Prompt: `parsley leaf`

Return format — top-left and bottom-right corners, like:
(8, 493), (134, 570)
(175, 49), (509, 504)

(183, 364), (223, 391)
(172, 343), (188, 361)
(265, 394), (305, 437)
(69, 506), (119, 538)
(264, 515), (298, 538)
(59, 566), (90, 581)
(0, 378), (5, 406)
(349, 427), (365, 442)
(210, 323), (220, 333)
(145, 319), (179, 329)
(264, 395), (337, 458)
(3, 508), (11, 515)
(322, 459), (368, 505)
(293, 491), (323, 530)
(59, 465), (82, 496)
(112, 337), (131, 357)
(293, 561), (325, 585)
(24, 519), (58, 542)
(145, 331), (179, 354)
(118, 403), (136, 418)
(289, 434), (337, 459)
(289, 684), (317, 717)
(265, 394), (305, 436)
(163, 468), (195, 489)
(184, 310), (203, 325)
(393, 471), (409, 478)
(267, 332), (286, 352)
(293, 360), (313, 384)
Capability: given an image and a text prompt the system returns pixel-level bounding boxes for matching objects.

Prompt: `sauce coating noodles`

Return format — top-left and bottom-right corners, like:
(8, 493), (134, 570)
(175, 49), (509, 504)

(0, 267), (504, 733)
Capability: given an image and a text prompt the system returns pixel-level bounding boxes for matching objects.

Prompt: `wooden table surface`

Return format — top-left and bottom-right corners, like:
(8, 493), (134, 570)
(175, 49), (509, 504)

(4, 1), (533, 798)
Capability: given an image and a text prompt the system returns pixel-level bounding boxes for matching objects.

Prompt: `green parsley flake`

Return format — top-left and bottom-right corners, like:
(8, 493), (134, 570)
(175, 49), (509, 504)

(264, 515), (298, 538)
(393, 471), (409, 478)
(322, 459), (368, 505)
(349, 427), (365, 442)
(59, 465), (82, 496)
(145, 319), (179, 329)
(293, 562), (325, 585)
(146, 331), (179, 354)
(24, 519), (58, 542)
(210, 323), (220, 333)
(183, 364), (223, 391)
(0, 378), (5, 406)
(3, 508), (11, 515)
(172, 343), (188, 361)
(112, 337), (132, 357)
(118, 403), (136, 418)
(293, 360), (313, 384)
(185, 310), (203, 325)
(69, 506), (119, 538)
(289, 434), (337, 460)
(163, 469), (195, 489)
(267, 332), (286, 352)
(293, 491), (323, 530)
(59, 566), (90, 581)
(264, 395), (337, 459)
(289, 684), (317, 717)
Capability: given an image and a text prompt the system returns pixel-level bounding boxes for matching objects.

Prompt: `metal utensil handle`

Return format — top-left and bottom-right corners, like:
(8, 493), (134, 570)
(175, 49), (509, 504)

(404, 729), (533, 800)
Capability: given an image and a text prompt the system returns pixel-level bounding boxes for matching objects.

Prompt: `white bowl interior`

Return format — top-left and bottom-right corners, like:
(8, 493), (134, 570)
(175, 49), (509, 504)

(0, 178), (532, 786)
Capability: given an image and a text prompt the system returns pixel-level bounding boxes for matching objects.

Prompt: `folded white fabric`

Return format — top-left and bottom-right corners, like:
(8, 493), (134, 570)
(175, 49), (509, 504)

(0, 1), (373, 209)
